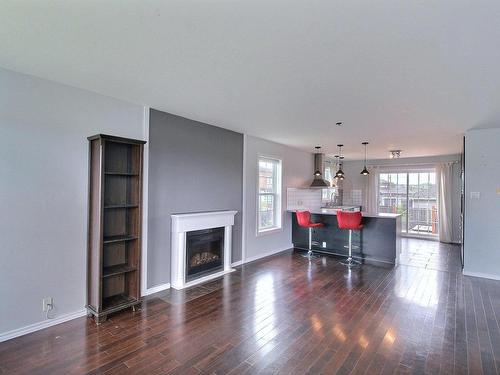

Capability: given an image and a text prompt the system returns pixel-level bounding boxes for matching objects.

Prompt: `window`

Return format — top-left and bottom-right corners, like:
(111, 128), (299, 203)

(257, 157), (282, 233)
(378, 169), (438, 237)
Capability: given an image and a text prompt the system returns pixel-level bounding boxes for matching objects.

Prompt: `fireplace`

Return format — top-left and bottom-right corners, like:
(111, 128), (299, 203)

(171, 210), (236, 289)
(186, 227), (224, 281)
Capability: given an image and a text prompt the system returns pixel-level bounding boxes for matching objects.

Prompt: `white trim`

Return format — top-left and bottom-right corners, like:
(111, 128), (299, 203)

(0, 309), (87, 343)
(141, 106), (150, 295)
(376, 164), (438, 173)
(231, 260), (243, 267)
(463, 270), (500, 281)
(142, 282), (171, 296)
(241, 134), (247, 263)
(256, 226), (284, 237)
(171, 211), (238, 232)
(242, 245), (292, 264)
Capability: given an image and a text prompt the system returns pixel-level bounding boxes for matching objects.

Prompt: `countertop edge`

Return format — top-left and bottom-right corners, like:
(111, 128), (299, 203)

(287, 209), (402, 219)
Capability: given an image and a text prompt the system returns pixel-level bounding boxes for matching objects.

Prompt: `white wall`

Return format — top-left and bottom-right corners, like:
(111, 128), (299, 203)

(0, 68), (146, 337)
(243, 135), (312, 262)
(340, 154), (462, 243)
(464, 128), (500, 279)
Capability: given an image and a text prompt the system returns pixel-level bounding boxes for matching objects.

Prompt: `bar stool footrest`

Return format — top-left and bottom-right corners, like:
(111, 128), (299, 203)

(343, 245), (360, 249)
(340, 257), (361, 267)
(302, 250), (320, 259)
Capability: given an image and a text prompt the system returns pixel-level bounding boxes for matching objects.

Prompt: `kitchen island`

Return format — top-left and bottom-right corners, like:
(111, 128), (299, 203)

(291, 209), (402, 265)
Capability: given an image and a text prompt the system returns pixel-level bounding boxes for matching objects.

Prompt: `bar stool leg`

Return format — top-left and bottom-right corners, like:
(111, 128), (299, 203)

(309, 226), (312, 249)
(341, 229), (360, 267)
(302, 227), (319, 259)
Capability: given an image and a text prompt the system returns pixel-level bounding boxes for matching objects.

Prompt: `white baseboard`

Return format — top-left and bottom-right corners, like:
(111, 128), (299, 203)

(463, 270), (500, 281)
(243, 245), (293, 264)
(142, 282), (171, 296)
(0, 309), (87, 343)
(231, 260), (243, 267)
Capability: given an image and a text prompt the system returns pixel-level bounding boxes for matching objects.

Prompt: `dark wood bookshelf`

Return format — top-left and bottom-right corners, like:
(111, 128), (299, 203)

(87, 134), (146, 324)
(102, 235), (139, 244)
(104, 204), (139, 209)
(104, 172), (140, 176)
(102, 264), (138, 278)
(102, 294), (137, 311)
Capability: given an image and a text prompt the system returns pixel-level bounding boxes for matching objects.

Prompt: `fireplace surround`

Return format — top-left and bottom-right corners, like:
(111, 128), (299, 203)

(171, 210), (237, 289)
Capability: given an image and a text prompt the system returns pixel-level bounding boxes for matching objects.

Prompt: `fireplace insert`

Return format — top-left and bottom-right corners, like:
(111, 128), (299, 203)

(185, 227), (224, 282)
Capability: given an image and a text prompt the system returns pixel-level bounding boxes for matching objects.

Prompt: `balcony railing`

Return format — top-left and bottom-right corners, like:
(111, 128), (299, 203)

(379, 205), (438, 235)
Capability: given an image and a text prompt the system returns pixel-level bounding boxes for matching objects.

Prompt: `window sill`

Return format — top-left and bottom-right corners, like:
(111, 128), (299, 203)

(256, 227), (283, 237)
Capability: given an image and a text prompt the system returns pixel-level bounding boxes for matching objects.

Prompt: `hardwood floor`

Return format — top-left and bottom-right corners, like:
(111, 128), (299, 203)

(1, 240), (500, 374)
(398, 238), (463, 273)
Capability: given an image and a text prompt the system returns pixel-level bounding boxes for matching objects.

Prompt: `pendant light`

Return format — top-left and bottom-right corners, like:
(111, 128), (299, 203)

(360, 142), (370, 176)
(335, 144), (345, 179)
(338, 157), (345, 180)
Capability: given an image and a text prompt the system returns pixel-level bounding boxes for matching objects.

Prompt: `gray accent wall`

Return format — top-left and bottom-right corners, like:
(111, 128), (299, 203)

(464, 127), (500, 279)
(147, 109), (243, 288)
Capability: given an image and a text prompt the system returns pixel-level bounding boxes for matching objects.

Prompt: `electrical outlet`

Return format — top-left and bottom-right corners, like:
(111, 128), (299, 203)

(322, 241), (327, 248)
(42, 297), (53, 312)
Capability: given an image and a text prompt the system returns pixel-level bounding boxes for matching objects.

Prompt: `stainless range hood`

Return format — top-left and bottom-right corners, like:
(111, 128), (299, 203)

(310, 152), (330, 188)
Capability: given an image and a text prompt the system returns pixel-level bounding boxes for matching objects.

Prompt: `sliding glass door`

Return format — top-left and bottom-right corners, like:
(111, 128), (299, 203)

(378, 173), (408, 231)
(378, 170), (438, 237)
(408, 172), (438, 236)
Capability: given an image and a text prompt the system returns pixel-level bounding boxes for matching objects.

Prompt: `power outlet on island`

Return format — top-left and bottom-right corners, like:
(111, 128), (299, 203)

(322, 241), (327, 248)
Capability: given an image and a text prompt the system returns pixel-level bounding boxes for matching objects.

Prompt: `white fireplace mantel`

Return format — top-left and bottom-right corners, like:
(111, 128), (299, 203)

(170, 210), (237, 289)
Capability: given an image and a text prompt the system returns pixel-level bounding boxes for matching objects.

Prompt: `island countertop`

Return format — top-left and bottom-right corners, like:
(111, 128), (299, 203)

(287, 208), (401, 219)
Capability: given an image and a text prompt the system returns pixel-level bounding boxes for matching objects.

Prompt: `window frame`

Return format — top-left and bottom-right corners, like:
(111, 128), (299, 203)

(256, 156), (283, 235)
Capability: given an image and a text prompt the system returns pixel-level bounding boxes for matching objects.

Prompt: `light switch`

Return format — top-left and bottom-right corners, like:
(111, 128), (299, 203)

(470, 191), (480, 199)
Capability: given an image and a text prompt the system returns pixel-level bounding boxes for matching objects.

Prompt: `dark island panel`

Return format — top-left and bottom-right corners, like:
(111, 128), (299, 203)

(292, 212), (401, 265)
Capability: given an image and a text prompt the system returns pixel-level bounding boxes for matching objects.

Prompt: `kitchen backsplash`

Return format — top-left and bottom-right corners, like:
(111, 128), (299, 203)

(287, 187), (364, 210)
(286, 188), (322, 210)
(343, 189), (363, 206)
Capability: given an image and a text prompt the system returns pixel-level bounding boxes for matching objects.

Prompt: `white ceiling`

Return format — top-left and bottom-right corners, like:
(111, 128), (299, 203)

(1, 0), (500, 159)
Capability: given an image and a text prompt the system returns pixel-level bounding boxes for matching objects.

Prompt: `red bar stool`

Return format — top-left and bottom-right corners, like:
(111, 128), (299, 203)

(337, 211), (363, 267)
(296, 211), (324, 259)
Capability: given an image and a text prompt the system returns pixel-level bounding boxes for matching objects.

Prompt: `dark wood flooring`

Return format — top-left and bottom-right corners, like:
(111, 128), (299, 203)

(398, 238), (463, 273)
(1, 239), (500, 374)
